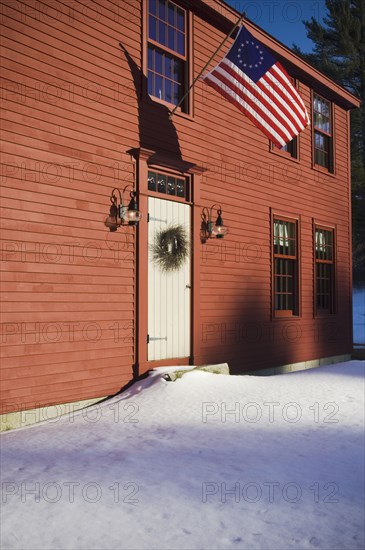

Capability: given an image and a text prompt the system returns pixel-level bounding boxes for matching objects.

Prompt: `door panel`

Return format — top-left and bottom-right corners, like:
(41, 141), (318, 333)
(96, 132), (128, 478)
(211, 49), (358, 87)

(148, 197), (191, 360)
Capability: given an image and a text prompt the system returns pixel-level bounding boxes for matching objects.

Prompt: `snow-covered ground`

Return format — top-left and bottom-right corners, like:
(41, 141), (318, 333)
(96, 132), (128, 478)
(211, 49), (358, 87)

(1, 361), (364, 550)
(353, 286), (365, 346)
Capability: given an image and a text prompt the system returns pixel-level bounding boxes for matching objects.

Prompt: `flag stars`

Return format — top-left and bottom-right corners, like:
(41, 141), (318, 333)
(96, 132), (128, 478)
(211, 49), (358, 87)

(235, 39), (264, 68)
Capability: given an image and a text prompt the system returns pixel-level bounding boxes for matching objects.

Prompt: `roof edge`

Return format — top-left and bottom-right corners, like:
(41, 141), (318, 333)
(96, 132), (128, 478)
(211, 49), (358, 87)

(197, 0), (360, 110)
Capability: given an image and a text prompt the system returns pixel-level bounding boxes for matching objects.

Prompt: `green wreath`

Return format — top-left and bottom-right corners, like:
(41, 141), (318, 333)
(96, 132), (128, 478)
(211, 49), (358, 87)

(151, 224), (189, 272)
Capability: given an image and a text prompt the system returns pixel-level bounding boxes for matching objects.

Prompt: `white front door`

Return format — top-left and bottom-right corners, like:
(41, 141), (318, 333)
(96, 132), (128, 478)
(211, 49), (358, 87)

(148, 197), (191, 361)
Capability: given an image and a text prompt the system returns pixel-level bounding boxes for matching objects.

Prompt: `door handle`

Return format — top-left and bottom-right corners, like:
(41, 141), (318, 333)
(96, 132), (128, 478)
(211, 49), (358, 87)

(185, 284), (192, 289)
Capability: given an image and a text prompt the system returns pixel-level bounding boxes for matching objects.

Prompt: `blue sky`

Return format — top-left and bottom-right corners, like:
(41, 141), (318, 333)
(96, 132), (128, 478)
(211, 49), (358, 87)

(225, 0), (327, 53)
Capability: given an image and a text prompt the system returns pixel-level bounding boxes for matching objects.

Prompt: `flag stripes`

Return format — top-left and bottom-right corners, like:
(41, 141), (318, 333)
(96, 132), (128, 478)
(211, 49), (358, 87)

(202, 25), (310, 147)
(205, 70), (290, 146)
(219, 61), (300, 140)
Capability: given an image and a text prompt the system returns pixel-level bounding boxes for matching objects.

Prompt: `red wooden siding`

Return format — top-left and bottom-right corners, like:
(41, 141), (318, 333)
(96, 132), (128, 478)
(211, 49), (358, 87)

(0, 0), (142, 413)
(162, 6), (355, 374)
(0, 0), (358, 414)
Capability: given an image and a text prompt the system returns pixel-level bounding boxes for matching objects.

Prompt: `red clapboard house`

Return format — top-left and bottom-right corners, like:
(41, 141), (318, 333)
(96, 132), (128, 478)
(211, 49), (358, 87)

(0, 0), (360, 425)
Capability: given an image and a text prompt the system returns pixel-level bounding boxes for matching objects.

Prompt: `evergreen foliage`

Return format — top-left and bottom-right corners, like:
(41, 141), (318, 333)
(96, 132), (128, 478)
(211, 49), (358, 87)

(293, 0), (365, 281)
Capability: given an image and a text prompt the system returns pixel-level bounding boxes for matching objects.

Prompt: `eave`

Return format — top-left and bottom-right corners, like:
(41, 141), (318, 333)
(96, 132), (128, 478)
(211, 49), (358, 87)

(183, 0), (360, 110)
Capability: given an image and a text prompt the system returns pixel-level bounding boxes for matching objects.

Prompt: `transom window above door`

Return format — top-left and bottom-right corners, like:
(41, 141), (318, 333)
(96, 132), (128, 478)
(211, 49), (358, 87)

(148, 170), (189, 200)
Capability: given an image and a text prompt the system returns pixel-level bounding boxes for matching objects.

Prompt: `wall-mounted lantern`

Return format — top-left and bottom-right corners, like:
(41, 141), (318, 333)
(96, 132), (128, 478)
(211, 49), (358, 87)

(104, 187), (142, 231)
(201, 204), (228, 243)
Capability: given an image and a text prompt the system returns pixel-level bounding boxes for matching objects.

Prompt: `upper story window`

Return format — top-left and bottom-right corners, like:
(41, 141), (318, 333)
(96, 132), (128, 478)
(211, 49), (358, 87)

(313, 93), (333, 172)
(272, 217), (299, 317)
(272, 137), (298, 159)
(315, 226), (335, 314)
(147, 0), (188, 112)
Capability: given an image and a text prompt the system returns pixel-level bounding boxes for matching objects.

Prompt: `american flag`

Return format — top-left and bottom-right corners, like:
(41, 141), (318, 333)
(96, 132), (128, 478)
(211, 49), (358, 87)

(202, 25), (310, 147)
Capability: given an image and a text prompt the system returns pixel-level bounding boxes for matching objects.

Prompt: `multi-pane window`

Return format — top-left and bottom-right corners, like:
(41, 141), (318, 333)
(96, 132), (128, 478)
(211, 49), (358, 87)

(315, 226), (335, 313)
(273, 137), (298, 158)
(147, 0), (188, 110)
(148, 170), (188, 200)
(313, 93), (333, 171)
(273, 218), (299, 316)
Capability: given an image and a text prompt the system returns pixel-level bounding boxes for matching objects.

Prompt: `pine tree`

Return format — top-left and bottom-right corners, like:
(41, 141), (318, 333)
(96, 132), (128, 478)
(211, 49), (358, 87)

(293, 0), (365, 281)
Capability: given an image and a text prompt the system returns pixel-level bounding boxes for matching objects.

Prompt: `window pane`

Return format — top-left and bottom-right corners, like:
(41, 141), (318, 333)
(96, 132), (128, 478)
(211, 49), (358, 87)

(316, 230), (324, 260)
(165, 56), (172, 78)
(316, 229), (326, 259)
(168, 26), (175, 51)
(274, 258), (295, 311)
(158, 21), (167, 45)
(314, 112), (322, 128)
(316, 263), (331, 310)
(148, 47), (184, 105)
(172, 82), (180, 105)
(323, 119), (330, 133)
(315, 113), (330, 133)
(316, 229), (333, 261)
(158, 0), (166, 19)
(177, 31), (185, 55)
(148, 171), (157, 191)
(313, 95), (318, 112)
(157, 174), (167, 193)
(148, 46), (153, 70)
(167, 176), (176, 195)
(149, 0), (157, 15)
(168, 2), (175, 25)
(314, 95), (331, 137)
(155, 50), (163, 74)
(273, 220), (298, 314)
(172, 58), (180, 81)
(315, 132), (324, 149)
(320, 100), (330, 118)
(147, 71), (154, 95)
(155, 74), (163, 99)
(165, 79), (172, 104)
(315, 149), (325, 167)
(273, 220), (296, 256)
(314, 131), (330, 168)
(149, 15), (157, 41)
(176, 7), (185, 31)
(279, 138), (297, 157)
(176, 179), (185, 197)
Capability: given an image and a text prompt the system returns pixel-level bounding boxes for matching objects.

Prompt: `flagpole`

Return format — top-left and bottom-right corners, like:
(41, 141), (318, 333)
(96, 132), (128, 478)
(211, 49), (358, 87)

(168, 12), (245, 119)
